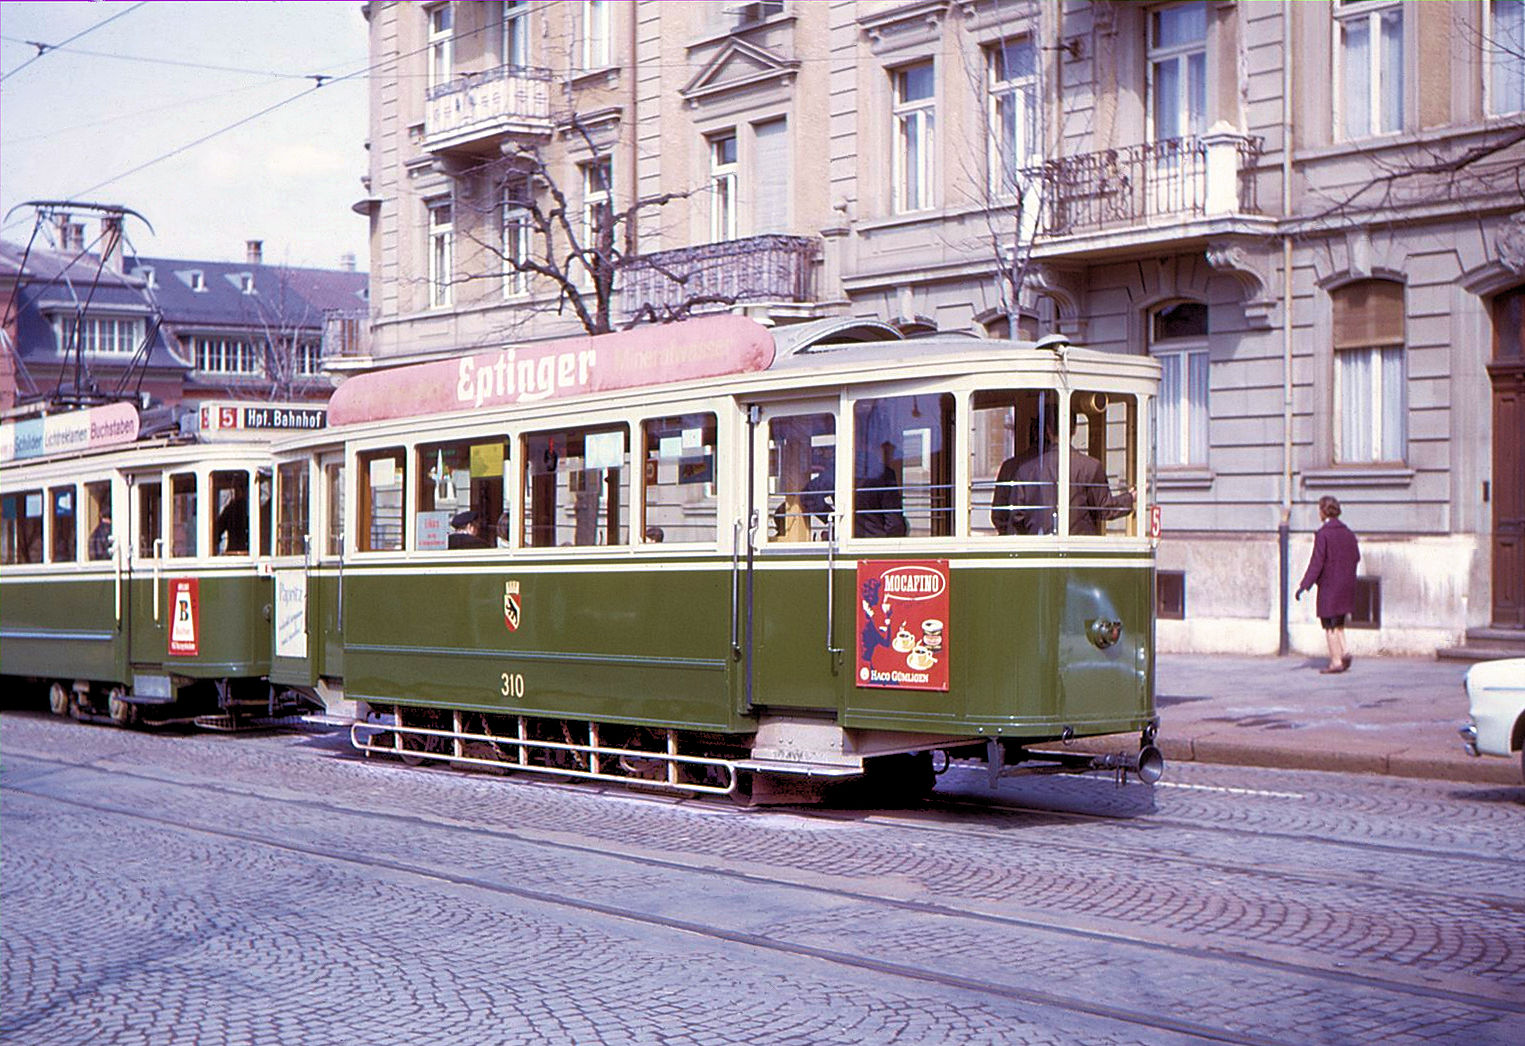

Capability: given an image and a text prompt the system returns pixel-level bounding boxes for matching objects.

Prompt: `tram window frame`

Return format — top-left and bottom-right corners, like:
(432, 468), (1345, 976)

(972, 388), (1063, 538)
(415, 436), (511, 552)
(169, 472), (197, 558)
(357, 448), (407, 552)
(324, 461), (345, 558)
(211, 469), (251, 556)
(1070, 390), (1138, 538)
(258, 468), (272, 557)
(851, 393), (955, 539)
(137, 480), (163, 559)
(767, 411), (837, 544)
(85, 481), (113, 561)
(276, 461), (310, 557)
(521, 424), (628, 548)
(1, 489), (44, 565)
(641, 412), (718, 545)
(50, 485), (78, 562)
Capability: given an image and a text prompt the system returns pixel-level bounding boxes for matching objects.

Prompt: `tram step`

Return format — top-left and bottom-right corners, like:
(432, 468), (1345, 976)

(193, 714), (309, 732)
(734, 758), (864, 778)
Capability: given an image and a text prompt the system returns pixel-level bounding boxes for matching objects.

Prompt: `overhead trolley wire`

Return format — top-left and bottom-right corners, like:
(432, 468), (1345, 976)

(0, 1), (149, 83)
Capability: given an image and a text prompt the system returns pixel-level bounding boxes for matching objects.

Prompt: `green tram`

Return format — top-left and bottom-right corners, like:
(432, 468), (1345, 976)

(0, 401), (324, 727)
(271, 315), (1164, 797)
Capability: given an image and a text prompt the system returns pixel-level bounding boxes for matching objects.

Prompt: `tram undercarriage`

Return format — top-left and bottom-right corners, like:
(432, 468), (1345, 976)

(38, 676), (319, 731)
(350, 703), (1164, 803)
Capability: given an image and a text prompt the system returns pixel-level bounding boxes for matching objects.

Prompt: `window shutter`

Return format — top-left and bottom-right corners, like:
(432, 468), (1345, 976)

(752, 119), (789, 234)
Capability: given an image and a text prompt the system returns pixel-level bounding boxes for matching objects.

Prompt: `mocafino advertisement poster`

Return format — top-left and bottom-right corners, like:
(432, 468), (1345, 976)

(855, 560), (949, 692)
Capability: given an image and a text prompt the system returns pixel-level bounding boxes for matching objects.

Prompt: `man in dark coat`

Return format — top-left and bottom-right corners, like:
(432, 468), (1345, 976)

(1296, 495), (1361, 674)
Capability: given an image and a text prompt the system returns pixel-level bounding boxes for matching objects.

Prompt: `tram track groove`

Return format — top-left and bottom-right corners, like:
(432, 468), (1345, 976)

(5, 745), (1523, 1022)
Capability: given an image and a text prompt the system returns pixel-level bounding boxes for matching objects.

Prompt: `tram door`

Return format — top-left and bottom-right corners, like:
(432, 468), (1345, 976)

(124, 472), (167, 668)
(269, 450), (345, 687)
(747, 402), (843, 712)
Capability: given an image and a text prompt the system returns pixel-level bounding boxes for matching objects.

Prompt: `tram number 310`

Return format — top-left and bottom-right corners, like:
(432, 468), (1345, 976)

(500, 672), (527, 699)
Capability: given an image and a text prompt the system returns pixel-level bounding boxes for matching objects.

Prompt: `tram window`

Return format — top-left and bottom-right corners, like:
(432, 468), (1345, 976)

(522, 425), (627, 547)
(258, 469), (272, 557)
(768, 413), (835, 543)
(137, 482), (162, 559)
(212, 470), (250, 556)
(358, 448), (406, 552)
(170, 473), (197, 557)
(50, 485), (77, 562)
(852, 394), (954, 538)
(642, 413), (717, 544)
(416, 437), (510, 551)
(325, 463), (345, 557)
(1, 490), (43, 565)
(85, 481), (113, 561)
(974, 389), (1061, 537)
(276, 462), (309, 557)
(1071, 390), (1137, 537)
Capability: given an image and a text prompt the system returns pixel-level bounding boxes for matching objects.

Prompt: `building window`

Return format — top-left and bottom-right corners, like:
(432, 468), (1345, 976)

(54, 315), (143, 355)
(1148, 1), (1207, 141)
(892, 61), (936, 213)
(239, 273), (256, 295)
(296, 340), (323, 376)
(709, 133), (738, 242)
(195, 336), (263, 376)
(502, 0), (527, 68)
(987, 37), (1039, 195)
(1337, 0), (1404, 138)
(731, 1), (783, 27)
(1157, 570), (1186, 619)
(1491, 0), (1525, 114)
(581, 159), (612, 258)
(1150, 302), (1210, 467)
(1332, 279), (1407, 464)
(188, 270), (206, 292)
(428, 3), (454, 89)
(502, 176), (532, 297)
(428, 199), (454, 308)
(581, 0), (610, 69)
(1350, 576), (1382, 628)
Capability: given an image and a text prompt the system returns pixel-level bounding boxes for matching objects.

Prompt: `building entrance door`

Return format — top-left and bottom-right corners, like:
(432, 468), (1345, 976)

(1490, 287), (1525, 629)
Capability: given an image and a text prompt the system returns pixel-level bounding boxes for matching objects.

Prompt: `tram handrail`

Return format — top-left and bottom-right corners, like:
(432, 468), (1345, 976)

(111, 538), (122, 625)
(152, 538), (163, 622)
(825, 515), (843, 664)
(730, 518), (742, 661)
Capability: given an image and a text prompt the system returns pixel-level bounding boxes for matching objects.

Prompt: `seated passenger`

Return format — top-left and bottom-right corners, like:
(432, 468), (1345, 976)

(855, 440), (909, 538)
(448, 509), (490, 549)
(89, 510), (114, 560)
(215, 495), (249, 553)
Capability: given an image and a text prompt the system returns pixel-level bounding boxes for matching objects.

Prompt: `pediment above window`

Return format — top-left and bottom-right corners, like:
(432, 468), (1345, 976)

(858, 0), (949, 54)
(680, 38), (800, 107)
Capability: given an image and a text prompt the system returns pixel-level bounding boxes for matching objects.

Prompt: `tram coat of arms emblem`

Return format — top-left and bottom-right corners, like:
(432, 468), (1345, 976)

(503, 580), (521, 632)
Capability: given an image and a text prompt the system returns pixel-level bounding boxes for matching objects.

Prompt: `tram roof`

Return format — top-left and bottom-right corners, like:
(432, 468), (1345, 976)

(326, 315), (1152, 430)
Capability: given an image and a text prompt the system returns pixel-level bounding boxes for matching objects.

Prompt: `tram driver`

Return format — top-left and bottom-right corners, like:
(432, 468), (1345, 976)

(993, 405), (1133, 536)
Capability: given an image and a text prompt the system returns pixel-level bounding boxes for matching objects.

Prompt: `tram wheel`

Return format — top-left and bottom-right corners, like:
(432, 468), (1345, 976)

(48, 682), (71, 717)
(107, 687), (137, 727)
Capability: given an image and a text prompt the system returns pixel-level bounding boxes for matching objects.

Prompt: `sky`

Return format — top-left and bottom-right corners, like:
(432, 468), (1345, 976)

(0, 1), (371, 271)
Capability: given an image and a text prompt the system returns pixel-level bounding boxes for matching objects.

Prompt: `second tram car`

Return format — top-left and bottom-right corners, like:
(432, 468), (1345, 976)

(267, 315), (1163, 796)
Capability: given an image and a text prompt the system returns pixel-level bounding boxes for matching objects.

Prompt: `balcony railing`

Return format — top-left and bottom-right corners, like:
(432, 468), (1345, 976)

(423, 65), (553, 151)
(618, 235), (818, 318)
(1026, 133), (1263, 238)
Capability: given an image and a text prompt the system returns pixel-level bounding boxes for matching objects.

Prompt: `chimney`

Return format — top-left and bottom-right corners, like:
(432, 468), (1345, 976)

(54, 213), (84, 253)
(246, 239), (263, 265)
(101, 215), (124, 274)
(340, 251), (357, 272)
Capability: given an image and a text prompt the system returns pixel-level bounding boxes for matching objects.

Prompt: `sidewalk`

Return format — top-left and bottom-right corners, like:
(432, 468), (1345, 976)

(1078, 653), (1523, 786)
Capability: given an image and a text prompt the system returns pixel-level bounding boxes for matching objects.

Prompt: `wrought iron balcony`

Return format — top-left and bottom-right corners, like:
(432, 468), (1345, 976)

(423, 65), (553, 152)
(618, 235), (819, 318)
(1026, 132), (1263, 238)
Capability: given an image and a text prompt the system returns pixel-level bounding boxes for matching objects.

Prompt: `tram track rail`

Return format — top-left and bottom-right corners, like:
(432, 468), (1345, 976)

(5, 742), (1523, 1042)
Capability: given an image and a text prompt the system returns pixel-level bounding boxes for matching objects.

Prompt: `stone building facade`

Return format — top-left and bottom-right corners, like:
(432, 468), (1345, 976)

(357, 0), (1525, 657)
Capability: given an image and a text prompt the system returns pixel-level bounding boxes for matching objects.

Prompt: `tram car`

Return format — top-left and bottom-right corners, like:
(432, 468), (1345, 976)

(0, 400), (324, 727)
(268, 315), (1163, 797)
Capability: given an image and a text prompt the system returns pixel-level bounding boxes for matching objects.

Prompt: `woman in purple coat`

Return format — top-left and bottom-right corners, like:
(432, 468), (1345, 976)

(1296, 496), (1361, 674)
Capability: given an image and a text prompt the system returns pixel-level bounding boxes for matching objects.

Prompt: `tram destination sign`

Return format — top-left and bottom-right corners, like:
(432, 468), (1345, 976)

(327, 314), (776, 426)
(198, 402), (327, 439)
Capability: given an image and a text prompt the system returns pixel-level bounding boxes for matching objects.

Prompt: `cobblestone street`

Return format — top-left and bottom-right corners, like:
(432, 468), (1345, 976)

(3, 711), (1523, 1045)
